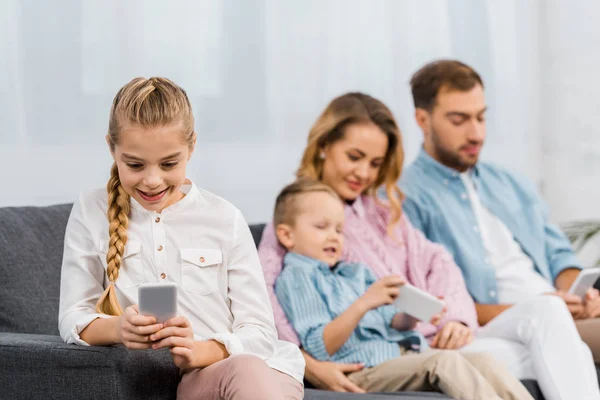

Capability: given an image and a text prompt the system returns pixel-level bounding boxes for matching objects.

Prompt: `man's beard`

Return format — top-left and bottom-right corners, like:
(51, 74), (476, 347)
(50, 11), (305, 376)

(430, 129), (479, 172)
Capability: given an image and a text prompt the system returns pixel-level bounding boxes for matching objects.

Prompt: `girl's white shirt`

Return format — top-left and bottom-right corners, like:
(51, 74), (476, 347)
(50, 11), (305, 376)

(58, 181), (304, 383)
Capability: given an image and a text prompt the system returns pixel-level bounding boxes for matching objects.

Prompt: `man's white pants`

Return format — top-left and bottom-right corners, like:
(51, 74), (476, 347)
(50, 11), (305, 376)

(461, 295), (599, 400)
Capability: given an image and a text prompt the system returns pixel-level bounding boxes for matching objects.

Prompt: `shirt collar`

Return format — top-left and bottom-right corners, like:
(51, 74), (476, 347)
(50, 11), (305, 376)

(130, 179), (198, 215)
(283, 252), (358, 277)
(414, 147), (480, 182)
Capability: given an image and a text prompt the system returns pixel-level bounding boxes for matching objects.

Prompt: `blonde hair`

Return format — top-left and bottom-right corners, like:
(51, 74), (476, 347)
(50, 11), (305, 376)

(97, 77), (195, 316)
(274, 179), (341, 227)
(296, 92), (404, 235)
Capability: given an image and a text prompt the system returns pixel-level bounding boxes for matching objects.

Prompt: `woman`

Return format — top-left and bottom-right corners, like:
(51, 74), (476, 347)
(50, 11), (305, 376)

(258, 92), (599, 400)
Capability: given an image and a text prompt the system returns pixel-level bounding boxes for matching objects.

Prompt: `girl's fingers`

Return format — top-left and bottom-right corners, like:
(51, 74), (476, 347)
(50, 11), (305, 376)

(150, 327), (191, 341)
(128, 313), (158, 327)
(170, 346), (193, 358)
(153, 335), (191, 350)
(130, 323), (163, 336)
(164, 315), (190, 328)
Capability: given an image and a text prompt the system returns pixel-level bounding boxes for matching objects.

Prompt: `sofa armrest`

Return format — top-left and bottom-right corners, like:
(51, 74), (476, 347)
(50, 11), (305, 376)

(0, 332), (180, 400)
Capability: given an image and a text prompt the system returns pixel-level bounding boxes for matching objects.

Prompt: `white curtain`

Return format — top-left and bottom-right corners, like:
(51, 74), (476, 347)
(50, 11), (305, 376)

(1, 0), (588, 226)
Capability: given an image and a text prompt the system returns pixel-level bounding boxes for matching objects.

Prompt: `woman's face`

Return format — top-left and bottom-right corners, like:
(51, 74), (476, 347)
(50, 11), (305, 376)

(321, 122), (389, 201)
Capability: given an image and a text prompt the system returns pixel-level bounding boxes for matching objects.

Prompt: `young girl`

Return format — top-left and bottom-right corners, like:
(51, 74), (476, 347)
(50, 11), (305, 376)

(58, 77), (304, 400)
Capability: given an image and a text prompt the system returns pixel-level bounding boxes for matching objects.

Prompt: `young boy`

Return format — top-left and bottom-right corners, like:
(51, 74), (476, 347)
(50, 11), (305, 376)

(273, 179), (533, 400)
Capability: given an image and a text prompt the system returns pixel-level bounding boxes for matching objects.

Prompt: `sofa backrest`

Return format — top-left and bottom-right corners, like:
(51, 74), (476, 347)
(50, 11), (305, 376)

(0, 203), (267, 335)
(0, 203), (73, 334)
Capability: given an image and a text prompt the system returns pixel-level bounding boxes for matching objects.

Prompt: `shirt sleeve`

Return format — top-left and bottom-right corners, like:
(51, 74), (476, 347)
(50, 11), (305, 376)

(515, 174), (583, 279)
(210, 209), (279, 359)
(58, 195), (113, 346)
(275, 267), (332, 361)
(257, 221), (301, 345)
(400, 216), (479, 337)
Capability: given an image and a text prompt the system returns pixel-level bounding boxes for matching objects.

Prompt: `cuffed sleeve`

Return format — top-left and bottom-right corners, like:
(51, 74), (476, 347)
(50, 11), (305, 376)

(58, 195), (112, 345)
(225, 210), (279, 360)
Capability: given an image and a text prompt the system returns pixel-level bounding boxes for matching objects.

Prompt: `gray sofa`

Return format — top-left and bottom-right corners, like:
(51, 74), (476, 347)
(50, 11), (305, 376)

(0, 203), (545, 400)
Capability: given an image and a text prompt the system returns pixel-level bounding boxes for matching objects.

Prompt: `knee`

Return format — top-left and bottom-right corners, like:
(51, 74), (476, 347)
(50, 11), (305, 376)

(424, 351), (464, 370)
(225, 354), (270, 375)
(529, 295), (571, 321)
(462, 352), (497, 370)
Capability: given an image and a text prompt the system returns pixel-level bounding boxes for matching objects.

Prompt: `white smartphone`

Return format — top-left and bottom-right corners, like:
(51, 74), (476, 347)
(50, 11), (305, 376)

(393, 283), (445, 323)
(138, 282), (178, 323)
(568, 267), (600, 298)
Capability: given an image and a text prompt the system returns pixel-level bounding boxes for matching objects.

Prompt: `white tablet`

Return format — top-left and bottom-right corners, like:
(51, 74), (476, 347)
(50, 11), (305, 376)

(138, 282), (178, 323)
(393, 283), (445, 323)
(568, 268), (600, 298)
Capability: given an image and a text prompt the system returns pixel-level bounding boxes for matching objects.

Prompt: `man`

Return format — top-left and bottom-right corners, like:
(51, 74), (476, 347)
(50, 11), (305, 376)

(400, 59), (600, 362)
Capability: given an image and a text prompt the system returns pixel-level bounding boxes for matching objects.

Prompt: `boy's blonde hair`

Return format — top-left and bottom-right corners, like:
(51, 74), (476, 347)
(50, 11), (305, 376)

(97, 77), (195, 316)
(274, 179), (342, 228)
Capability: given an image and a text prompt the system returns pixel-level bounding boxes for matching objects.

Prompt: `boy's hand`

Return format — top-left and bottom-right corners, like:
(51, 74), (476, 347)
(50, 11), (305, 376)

(117, 305), (163, 349)
(150, 315), (196, 370)
(358, 275), (405, 311)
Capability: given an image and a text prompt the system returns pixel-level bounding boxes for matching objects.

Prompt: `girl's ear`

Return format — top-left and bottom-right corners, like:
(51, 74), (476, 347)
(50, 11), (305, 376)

(275, 223), (294, 250)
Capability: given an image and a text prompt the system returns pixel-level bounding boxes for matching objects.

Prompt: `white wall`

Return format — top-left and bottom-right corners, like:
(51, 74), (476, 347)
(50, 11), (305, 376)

(0, 0), (595, 226)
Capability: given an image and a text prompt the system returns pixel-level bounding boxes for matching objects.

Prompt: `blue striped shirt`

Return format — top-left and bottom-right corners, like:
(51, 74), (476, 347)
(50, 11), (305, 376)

(275, 252), (426, 367)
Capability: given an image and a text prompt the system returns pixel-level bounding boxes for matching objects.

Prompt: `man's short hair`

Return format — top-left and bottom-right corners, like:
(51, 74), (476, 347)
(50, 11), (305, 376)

(410, 59), (484, 111)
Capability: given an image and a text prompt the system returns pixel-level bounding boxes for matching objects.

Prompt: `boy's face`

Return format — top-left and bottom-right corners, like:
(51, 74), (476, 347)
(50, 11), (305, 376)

(277, 191), (345, 267)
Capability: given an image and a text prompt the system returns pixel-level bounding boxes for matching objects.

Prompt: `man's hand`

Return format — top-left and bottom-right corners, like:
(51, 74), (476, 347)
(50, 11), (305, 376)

(431, 321), (473, 350)
(583, 289), (600, 319)
(548, 291), (586, 319)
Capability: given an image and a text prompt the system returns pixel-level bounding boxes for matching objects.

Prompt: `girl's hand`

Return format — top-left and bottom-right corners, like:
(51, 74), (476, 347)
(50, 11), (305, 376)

(150, 315), (196, 370)
(117, 305), (163, 349)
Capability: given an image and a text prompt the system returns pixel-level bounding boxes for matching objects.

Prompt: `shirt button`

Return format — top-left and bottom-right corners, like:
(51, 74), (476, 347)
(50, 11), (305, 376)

(461, 193), (467, 200)
(160, 272), (167, 279)
(157, 245), (163, 251)
(155, 216), (161, 223)
(489, 290), (496, 297)
(199, 256), (205, 263)
(443, 179), (449, 185)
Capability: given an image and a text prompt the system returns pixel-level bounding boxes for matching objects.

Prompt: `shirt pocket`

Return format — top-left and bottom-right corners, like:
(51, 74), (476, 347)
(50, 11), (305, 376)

(180, 248), (222, 295)
(98, 239), (144, 288)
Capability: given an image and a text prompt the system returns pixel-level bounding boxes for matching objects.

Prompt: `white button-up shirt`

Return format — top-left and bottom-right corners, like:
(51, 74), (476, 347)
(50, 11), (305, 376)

(58, 182), (304, 383)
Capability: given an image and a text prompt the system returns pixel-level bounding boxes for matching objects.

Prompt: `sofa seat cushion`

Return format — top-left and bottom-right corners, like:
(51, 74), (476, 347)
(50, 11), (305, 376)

(0, 333), (180, 400)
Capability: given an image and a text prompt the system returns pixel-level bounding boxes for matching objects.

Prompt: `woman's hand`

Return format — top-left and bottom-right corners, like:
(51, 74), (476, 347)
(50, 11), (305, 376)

(305, 358), (366, 393)
(150, 315), (197, 371)
(431, 321), (473, 350)
(116, 305), (163, 349)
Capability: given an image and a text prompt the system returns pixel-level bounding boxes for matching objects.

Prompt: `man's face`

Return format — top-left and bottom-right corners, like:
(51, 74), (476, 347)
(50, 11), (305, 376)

(419, 84), (487, 172)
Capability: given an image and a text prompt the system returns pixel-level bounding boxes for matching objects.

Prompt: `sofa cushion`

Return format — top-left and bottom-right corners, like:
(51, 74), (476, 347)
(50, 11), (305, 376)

(0, 204), (73, 334)
(0, 332), (180, 400)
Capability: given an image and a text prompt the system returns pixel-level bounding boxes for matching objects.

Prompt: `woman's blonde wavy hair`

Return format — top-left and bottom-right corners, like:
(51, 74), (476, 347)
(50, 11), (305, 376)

(97, 77), (195, 316)
(296, 92), (404, 235)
